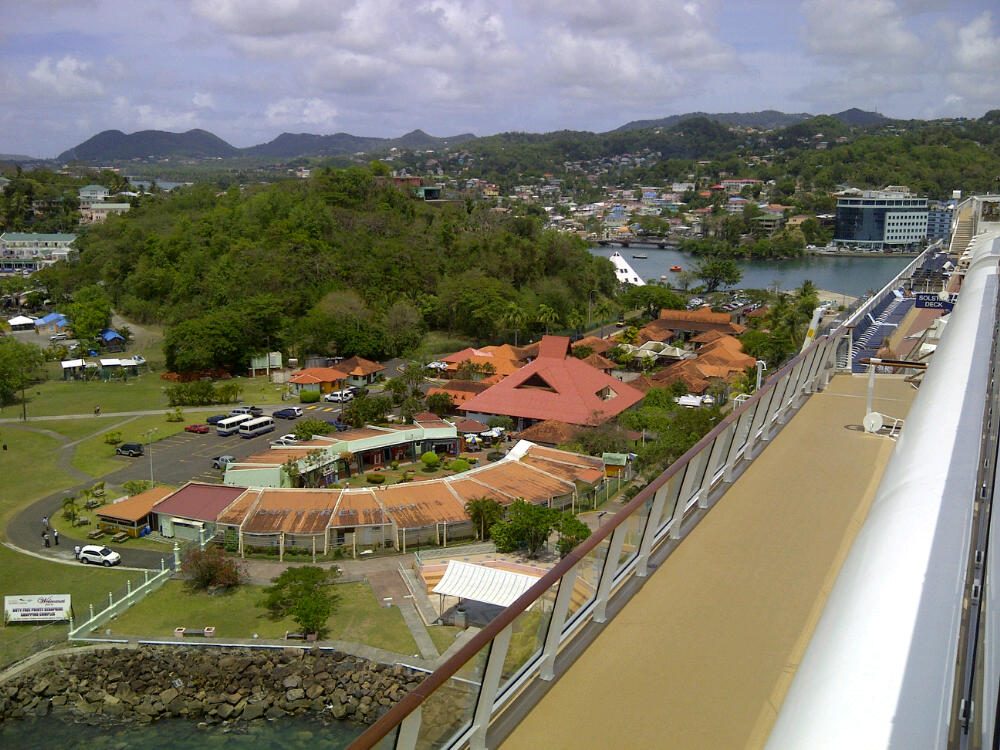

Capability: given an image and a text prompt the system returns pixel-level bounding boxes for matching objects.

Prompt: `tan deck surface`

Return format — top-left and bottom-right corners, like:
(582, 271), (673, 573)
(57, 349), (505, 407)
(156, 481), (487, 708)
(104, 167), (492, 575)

(502, 374), (917, 750)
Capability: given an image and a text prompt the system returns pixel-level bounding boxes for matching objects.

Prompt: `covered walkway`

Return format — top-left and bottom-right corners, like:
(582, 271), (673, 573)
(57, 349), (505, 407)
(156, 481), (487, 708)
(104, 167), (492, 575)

(501, 375), (917, 750)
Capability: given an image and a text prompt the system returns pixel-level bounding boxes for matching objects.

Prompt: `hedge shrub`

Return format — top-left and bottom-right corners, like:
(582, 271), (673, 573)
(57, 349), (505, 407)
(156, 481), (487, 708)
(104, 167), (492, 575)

(367, 473), (386, 484)
(300, 390), (321, 403)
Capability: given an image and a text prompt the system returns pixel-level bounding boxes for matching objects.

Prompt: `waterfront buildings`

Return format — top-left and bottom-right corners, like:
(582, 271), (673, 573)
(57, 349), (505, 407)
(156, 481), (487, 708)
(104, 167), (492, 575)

(0, 232), (77, 273)
(833, 188), (929, 251)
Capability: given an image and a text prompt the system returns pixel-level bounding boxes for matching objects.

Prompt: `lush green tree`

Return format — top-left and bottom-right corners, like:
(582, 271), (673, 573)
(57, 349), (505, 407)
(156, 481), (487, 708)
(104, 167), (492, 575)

(426, 391), (455, 416)
(620, 285), (685, 319)
(556, 515), (592, 557)
(0, 337), (45, 406)
(465, 497), (503, 540)
(490, 499), (561, 559)
(693, 256), (743, 292)
(293, 417), (334, 441)
(342, 393), (392, 427)
(259, 566), (341, 637)
(536, 303), (560, 334)
(64, 284), (113, 344)
(500, 302), (528, 346)
(420, 451), (441, 471)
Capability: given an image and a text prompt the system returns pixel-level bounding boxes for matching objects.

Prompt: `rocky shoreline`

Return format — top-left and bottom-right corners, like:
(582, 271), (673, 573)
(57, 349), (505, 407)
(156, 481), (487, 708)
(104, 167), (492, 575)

(0, 646), (421, 729)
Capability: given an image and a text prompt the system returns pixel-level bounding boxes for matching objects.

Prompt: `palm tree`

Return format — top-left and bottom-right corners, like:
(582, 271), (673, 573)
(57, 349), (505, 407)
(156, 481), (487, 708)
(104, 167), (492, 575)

(536, 304), (560, 335)
(566, 309), (586, 336)
(500, 303), (527, 346)
(465, 497), (503, 541)
(62, 494), (80, 524)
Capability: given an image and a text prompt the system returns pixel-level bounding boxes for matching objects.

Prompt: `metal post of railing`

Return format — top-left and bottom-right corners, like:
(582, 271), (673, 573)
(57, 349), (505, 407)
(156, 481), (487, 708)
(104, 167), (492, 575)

(395, 706), (422, 750)
(699, 427), (731, 505)
(678, 449), (708, 510)
(724, 407), (756, 482)
(540, 568), (579, 679)
(760, 372), (789, 438)
(468, 625), (513, 750)
(744, 387), (775, 459)
(594, 524), (628, 623)
(636, 483), (669, 577)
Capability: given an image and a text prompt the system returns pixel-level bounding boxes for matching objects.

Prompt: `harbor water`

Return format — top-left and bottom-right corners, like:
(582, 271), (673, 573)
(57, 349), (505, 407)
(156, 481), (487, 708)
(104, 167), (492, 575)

(589, 246), (912, 298)
(0, 714), (362, 748)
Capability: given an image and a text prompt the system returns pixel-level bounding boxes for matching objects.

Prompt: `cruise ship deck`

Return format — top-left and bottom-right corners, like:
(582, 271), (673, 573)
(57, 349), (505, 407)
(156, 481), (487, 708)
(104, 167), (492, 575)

(499, 375), (916, 749)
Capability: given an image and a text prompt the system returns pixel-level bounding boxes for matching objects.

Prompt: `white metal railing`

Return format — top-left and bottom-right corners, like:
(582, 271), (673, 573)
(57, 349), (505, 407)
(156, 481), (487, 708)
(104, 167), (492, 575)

(68, 560), (174, 640)
(349, 331), (842, 750)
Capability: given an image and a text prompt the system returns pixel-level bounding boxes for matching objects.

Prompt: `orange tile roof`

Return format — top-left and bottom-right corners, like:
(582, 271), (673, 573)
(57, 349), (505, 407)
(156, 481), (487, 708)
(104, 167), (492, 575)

(289, 366), (348, 385)
(378, 482), (468, 527)
(333, 490), (387, 527)
(580, 352), (616, 370)
(516, 420), (579, 446)
(96, 486), (174, 523)
(338, 356), (384, 377)
(459, 335), (644, 426)
(242, 489), (340, 535)
(572, 336), (613, 355)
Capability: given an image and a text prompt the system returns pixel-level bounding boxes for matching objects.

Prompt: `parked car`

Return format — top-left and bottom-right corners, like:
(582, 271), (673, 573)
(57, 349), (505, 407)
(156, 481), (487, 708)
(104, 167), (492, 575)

(327, 418), (350, 432)
(212, 455), (235, 469)
(273, 407), (303, 419)
(230, 406), (264, 417)
(49, 332), (69, 341)
(323, 390), (354, 403)
(115, 442), (144, 457)
(184, 423), (210, 434)
(271, 434), (299, 446)
(78, 545), (121, 567)
(205, 414), (228, 425)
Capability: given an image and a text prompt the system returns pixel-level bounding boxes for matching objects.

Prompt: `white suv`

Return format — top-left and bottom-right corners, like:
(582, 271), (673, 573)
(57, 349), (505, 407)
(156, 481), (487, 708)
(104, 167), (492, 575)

(78, 545), (121, 567)
(323, 390), (354, 403)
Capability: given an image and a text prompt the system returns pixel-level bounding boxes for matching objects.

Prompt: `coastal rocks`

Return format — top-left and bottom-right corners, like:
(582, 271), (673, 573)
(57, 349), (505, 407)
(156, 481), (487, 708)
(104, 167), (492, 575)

(0, 647), (422, 731)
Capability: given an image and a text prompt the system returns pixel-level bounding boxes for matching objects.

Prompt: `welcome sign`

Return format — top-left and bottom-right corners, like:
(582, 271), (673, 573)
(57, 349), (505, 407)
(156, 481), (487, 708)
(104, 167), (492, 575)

(4, 594), (72, 623)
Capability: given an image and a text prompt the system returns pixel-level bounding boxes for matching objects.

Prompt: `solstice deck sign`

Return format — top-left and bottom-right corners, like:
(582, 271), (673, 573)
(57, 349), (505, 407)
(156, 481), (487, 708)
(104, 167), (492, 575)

(4, 594), (72, 623)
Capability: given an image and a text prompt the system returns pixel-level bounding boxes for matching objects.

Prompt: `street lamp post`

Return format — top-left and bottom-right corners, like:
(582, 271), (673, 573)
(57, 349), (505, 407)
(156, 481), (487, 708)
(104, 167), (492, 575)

(146, 428), (157, 485)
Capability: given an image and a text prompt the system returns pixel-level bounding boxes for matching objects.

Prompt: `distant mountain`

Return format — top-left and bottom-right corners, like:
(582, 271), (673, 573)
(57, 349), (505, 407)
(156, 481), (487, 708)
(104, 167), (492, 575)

(613, 109), (888, 133)
(58, 127), (478, 162)
(58, 129), (239, 162)
(613, 110), (814, 133)
(0, 153), (39, 162)
(831, 108), (889, 127)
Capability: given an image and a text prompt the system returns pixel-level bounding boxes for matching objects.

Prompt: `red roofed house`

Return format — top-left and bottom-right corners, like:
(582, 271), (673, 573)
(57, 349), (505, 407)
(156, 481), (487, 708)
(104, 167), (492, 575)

(426, 379), (491, 407)
(442, 344), (525, 380)
(338, 356), (385, 387)
(653, 307), (746, 340)
(288, 366), (348, 396)
(151, 482), (247, 541)
(459, 335), (645, 429)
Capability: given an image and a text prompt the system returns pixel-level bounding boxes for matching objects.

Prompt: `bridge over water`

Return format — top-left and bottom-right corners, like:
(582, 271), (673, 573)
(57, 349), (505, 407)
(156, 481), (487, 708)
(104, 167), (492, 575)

(352, 197), (1000, 750)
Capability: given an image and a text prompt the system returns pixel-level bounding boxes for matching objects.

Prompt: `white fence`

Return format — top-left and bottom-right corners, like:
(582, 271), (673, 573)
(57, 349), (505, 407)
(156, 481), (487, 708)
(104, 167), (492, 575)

(68, 561), (174, 640)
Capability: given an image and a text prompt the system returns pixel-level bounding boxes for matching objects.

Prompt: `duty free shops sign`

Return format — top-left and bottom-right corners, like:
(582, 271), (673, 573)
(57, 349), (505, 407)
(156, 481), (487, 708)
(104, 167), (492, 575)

(4, 594), (72, 623)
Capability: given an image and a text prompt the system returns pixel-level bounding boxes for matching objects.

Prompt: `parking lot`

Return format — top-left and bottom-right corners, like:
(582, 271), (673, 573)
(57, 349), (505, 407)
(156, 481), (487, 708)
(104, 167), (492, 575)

(109, 403), (345, 486)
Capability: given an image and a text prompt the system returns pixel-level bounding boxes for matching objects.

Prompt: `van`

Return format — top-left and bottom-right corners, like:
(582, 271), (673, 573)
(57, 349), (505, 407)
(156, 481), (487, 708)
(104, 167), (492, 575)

(238, 416), (276, 439)
(230, 405), (264, 417)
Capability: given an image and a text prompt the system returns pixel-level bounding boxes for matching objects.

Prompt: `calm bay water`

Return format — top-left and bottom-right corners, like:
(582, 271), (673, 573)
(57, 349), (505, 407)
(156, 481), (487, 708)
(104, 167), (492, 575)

(589, 246), (911, 298)
(0, 714), (362, 748)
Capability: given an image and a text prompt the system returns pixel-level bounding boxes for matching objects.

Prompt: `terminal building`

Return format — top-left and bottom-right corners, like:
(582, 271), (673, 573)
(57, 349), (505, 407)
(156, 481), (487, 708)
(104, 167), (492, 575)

(833, 187), (929, 251)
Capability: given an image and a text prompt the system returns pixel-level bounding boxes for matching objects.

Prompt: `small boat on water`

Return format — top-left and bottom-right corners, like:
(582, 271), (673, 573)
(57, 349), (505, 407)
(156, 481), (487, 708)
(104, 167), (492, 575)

(632, 253), (648, 259)
(670, 265), (683, 272)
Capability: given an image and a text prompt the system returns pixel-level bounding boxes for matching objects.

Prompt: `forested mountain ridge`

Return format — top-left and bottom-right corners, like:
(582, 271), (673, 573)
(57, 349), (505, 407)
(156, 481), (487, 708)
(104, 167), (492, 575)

(35, 167), (616, 372)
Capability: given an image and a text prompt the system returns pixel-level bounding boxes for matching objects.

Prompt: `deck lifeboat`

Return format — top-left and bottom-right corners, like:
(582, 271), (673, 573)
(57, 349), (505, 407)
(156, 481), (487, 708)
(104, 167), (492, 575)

(670, 265), (683, 272)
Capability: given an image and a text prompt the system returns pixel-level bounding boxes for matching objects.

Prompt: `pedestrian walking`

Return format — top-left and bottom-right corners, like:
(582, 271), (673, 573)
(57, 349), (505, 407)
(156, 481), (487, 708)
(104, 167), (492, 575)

(53, 529), (59, 546)
(94, 405), (101, 416)
(74, 545), (81, 560)
(41, 515), (48, 529)
(43, 532), (50, 548)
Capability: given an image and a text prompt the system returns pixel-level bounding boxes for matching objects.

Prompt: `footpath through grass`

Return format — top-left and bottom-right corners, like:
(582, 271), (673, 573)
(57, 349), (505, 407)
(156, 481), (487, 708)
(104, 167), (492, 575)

(109, 580), (419, 654)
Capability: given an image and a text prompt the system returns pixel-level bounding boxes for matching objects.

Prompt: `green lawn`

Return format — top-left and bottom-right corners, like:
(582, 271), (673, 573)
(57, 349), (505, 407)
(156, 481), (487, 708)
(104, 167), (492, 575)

(427, 624), (463, 654)
(107, 580), (418, 654)
(16, 371), (171, 418)
(70, 415), (188, 477)
(0, 427), (76, 534)
(0, 545), (132, 668)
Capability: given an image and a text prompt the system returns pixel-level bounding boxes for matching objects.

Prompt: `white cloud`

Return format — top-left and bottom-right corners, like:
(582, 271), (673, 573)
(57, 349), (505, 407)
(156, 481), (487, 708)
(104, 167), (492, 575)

(192, 92), (215, 109)
(113, 96), (199, 130)
(954, 12), (1000, 68)
(802, 0), (920, 62)
(266, 97), (338, 127)
(28, 56), (104, 97)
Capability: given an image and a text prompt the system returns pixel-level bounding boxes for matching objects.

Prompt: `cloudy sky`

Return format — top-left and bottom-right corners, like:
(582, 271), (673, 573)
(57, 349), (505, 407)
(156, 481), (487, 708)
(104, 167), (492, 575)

(3, 0), (999, 157)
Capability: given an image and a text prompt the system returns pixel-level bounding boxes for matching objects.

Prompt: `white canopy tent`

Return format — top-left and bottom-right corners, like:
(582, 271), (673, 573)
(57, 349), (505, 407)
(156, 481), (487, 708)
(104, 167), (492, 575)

(431, 560), (540, 608)
(7, 315), (35, 327)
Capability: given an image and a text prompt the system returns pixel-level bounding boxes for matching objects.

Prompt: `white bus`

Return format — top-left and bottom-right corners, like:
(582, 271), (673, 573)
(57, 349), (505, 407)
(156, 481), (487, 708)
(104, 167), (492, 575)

(238, 416), (275, 439)
(216, 413), (253, 436)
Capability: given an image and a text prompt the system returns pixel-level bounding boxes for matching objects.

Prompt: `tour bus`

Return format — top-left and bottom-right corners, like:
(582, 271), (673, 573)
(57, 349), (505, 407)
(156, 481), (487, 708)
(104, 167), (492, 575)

(216, 413), (253, 436)
(238, 416), (276, 439)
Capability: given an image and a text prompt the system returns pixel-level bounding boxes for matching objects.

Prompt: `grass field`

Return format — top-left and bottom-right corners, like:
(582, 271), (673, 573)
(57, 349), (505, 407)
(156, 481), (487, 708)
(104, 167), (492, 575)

(0, 545), (132, 668)
(70, 415), (188, 477)
(107, 580), (419, 653)
(0, 428), (76, 535)
(427, 624), (463, 654)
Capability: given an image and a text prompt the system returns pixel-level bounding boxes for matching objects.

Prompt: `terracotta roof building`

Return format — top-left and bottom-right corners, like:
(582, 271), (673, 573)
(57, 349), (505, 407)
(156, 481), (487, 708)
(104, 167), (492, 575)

(213, 441), (607, 558)
(151, 483), (247, 541)
(95, 486), (174, 537)
(654, 308), (746, 337)
(442, 344), (526, 380)
(426, 379), (491, 406)
(516, 420), (580, 447)
(338, 356), (385, 386)
(459, 336), (645, 429)
(288, 366), (348, 395)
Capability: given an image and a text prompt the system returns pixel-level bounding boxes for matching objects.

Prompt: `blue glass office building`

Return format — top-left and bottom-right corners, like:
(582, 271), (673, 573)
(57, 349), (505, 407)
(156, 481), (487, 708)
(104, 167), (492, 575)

(834, 190), (928, 251)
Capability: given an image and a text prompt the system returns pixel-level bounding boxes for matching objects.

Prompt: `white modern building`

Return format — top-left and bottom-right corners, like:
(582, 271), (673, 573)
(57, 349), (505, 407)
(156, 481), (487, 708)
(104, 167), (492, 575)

(0, 232), (78, 273)
(834, 188), (929, 251)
